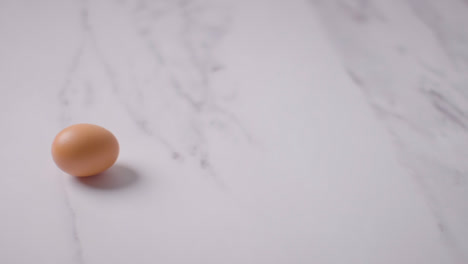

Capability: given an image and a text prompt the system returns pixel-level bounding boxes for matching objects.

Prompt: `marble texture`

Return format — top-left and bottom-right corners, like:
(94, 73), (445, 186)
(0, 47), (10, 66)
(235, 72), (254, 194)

(0, 0), (465, 263)
(313, 0), (468, 261)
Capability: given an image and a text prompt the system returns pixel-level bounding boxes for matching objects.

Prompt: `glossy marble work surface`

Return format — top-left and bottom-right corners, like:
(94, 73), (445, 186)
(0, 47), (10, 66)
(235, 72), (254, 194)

(313, 0), (468, 261)
(0, 0), (466, 263)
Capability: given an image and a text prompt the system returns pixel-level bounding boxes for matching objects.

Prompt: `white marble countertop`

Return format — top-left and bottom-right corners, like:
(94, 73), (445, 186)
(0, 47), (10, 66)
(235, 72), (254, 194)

(0, 0), (467, 263)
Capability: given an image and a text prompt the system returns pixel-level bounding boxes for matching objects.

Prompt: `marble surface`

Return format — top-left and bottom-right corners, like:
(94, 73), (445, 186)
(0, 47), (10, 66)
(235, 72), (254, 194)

(0, 0), (466, 263)
(313, 0), (468, 261)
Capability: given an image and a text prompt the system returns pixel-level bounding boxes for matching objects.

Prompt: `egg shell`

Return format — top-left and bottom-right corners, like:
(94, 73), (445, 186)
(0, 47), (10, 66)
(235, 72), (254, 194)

(52, 124), (119, 177)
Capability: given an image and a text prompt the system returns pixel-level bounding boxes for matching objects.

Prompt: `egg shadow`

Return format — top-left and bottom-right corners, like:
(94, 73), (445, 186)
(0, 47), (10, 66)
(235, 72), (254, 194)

(76, 164), (140, 190)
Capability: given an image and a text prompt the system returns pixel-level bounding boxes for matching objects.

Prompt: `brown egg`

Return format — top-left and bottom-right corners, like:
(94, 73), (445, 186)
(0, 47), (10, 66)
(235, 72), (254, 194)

(52, 124), (119, 177)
